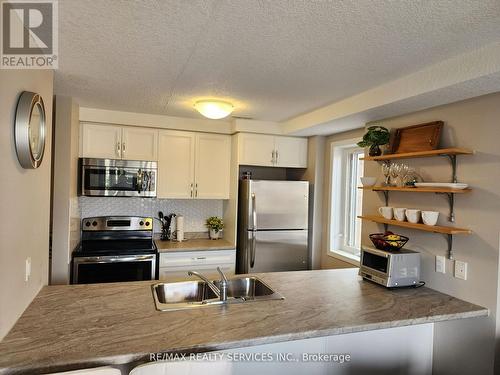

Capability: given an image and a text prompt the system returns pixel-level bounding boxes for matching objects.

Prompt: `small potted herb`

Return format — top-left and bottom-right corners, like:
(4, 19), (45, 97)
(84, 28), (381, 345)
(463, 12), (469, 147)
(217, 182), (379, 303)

(206, 216), (224, 240)
(357, 125), (390, 156)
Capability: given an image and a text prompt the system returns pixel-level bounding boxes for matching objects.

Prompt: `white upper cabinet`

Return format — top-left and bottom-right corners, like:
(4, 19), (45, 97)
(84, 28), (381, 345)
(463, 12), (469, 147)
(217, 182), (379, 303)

(274, 136), (308, 168)
(157, 131), (196, 199)
(157, 131), (231, 199)
(80, 123), (158, 161)
(195, 133), (231, 199)
(81, 123), (122, 159)
(238, 133), (275, 167)
(121, 127), (158, 161)
(237, 133), (308, 168)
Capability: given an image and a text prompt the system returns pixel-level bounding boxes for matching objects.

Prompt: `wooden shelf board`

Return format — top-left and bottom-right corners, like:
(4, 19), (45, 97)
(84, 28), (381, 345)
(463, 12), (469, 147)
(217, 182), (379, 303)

(358, 215), (472, 235)
(358, 186), (472, 194)
(361, 147), (474, 161)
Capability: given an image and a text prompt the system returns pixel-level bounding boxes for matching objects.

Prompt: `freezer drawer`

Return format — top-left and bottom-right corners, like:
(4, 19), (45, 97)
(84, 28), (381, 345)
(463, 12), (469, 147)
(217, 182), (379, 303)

(241, 230), (308, 273)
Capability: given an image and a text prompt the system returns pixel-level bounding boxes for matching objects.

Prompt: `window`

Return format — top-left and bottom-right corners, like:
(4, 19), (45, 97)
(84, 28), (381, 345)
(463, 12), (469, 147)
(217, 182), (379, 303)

(328, 139), (364, 264)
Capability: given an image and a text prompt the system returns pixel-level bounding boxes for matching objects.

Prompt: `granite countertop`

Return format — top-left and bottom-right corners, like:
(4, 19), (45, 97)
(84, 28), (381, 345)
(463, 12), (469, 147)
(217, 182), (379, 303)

(154, 238), (235, 252)
(0, 269), (488, 374)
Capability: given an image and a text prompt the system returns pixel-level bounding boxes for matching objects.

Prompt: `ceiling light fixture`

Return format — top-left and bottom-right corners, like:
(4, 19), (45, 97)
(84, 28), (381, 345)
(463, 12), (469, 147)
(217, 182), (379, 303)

(194, 100), (234, 119)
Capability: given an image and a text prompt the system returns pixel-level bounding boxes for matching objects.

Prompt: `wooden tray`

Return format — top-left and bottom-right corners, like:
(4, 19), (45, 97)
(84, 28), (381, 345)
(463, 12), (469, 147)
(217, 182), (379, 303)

(391, 121), (443, 154)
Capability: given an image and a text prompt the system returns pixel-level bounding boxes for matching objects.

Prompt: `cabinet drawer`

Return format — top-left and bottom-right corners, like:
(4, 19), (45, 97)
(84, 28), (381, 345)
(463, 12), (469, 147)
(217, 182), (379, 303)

(159, 263), (235, 283)
(159, 250), (236, 268)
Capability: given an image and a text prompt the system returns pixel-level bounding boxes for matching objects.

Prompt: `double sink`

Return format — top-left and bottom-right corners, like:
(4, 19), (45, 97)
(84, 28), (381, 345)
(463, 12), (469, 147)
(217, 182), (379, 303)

(152, 276), (284, 311)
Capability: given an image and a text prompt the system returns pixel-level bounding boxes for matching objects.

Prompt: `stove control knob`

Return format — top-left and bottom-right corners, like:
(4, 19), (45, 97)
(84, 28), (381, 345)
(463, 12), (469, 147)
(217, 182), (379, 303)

(92, 221), (97, 227)
(139, 221), (144, 226)
(145, 221), (150, 226)
(85, 221), (91, 227)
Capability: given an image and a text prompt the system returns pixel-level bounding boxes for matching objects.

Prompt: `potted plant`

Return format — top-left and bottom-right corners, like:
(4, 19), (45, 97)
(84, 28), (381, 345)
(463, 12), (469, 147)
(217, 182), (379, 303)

(206, 216), (224, 240)
(357, 125), (390, 156)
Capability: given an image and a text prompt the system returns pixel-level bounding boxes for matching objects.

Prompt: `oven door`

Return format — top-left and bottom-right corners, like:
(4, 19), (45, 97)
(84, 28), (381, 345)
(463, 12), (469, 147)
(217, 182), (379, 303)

(73, 254), (157, 284)
(81, 164), (156, 197)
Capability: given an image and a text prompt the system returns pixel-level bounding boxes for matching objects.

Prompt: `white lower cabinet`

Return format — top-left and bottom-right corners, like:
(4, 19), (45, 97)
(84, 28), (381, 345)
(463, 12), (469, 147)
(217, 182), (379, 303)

(159, 249), (236, 282)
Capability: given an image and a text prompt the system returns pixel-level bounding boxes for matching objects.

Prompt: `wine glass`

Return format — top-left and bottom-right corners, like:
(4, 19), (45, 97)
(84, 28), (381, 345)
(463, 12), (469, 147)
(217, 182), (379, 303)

(381, 163), (391, 186)
(397, 164), (409, 187)
(389, 163), (400, 186)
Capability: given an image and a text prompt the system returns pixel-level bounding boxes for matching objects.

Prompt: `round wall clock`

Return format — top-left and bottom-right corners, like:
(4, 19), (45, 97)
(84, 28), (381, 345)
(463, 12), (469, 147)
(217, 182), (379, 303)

(14, 91), (46, 169)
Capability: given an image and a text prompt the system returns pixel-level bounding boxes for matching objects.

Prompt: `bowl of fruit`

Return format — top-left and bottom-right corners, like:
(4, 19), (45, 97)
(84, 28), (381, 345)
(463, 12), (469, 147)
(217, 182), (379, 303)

(369, 232), (409, 251)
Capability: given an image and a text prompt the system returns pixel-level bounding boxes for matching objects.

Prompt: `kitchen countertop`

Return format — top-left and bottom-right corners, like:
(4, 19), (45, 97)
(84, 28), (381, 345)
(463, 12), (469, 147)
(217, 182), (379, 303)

(0, 269), (488, 374)
(154, 238), (235, 252)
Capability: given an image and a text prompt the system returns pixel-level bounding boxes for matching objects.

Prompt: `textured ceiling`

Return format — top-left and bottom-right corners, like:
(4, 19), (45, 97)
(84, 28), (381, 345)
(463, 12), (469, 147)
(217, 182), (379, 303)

(55, 0), (500, 122)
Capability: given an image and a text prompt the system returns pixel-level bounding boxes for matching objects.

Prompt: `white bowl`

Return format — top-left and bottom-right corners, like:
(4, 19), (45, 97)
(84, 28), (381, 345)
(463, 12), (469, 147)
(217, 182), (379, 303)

(422, 211), (439, 226)
(360, 177), (377, 186)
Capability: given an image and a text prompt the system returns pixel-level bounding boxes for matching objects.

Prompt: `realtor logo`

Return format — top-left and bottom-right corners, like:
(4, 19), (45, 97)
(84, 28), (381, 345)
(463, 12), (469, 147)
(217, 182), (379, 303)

(1, 0), (58, 69)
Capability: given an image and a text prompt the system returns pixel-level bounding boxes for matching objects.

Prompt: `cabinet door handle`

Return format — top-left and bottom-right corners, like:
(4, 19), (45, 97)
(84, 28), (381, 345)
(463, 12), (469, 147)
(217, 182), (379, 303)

(195, 183), (198, 198)
(122, 142), (126, 155)
(116, 142), (121, 158)
(271, 150), (275, 164)
(275, 150), (279, 164)
(190, 183), (194, 198)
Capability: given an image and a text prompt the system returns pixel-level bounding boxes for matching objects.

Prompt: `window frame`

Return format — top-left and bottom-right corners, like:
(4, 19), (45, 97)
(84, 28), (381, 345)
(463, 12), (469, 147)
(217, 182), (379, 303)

(327, 138), (364, 266)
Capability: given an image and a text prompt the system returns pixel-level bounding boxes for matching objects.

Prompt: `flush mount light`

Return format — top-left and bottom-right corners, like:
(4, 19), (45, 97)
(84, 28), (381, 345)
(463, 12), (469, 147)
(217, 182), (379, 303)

(194, 100), (234, 119)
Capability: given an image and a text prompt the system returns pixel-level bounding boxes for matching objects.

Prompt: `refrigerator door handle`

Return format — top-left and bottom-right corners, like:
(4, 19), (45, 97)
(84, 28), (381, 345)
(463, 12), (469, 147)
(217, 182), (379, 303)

(250, 230), (256, 268)
(251, 192), (257, 230)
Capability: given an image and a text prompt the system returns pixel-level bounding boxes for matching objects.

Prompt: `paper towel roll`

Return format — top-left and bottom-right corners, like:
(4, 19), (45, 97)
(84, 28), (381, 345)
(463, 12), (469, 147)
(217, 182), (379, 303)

(176, 215), (184, 242)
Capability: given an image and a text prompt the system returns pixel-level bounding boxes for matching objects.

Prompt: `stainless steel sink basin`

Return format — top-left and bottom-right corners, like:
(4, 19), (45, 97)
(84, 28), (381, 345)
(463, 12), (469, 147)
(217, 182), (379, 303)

(152, 276), (283, 311)
(214, 277), (282, 301)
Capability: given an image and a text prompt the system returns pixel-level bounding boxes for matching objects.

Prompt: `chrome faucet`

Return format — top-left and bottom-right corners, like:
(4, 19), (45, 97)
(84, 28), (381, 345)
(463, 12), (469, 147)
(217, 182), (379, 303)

(187, 267), (229, 302)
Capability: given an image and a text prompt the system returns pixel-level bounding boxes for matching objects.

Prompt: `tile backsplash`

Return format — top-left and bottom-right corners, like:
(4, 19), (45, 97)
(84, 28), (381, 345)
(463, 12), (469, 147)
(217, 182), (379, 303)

(78, 197), (223, 233)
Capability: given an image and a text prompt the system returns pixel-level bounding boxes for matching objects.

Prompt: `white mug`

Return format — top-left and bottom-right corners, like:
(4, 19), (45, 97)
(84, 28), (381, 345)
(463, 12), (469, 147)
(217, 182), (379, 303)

(378, 206), (393, 220)
(422, 211), (439, 226)
(394, 208), (407, 222)
(406, 209), (421, 224)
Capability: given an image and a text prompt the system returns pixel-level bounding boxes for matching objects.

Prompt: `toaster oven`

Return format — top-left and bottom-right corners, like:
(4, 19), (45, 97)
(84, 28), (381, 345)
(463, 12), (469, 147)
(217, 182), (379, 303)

(359, 246), (420, 288)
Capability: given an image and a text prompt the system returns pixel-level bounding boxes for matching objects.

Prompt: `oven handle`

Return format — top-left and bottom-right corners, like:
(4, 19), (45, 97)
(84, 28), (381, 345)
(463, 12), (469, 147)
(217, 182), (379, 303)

(75, 255), (155, 263)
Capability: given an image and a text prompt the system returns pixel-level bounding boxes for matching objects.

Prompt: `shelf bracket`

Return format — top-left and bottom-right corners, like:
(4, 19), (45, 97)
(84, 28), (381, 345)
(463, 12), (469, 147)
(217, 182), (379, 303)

(446, 234), (454, 260)
(383, 223), (389, 232)
(383, 190), (389, 206)
(443, 154), (458, 183)
(436, 192), (455, 222)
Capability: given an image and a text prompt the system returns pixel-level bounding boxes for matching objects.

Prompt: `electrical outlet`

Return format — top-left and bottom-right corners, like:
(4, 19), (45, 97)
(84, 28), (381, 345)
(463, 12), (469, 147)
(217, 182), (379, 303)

(436, 255), (446, 274)
(454, 260), (467, 280)
(25, 257), (31, 282)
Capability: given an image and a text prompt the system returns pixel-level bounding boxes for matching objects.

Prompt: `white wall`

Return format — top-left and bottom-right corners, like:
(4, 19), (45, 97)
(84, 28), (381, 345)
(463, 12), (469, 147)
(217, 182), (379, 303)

(51, 96), (80, 285)
(301, 136), (326, 270)
(361, 92), (500, 374)
(0, 70), (53, 339)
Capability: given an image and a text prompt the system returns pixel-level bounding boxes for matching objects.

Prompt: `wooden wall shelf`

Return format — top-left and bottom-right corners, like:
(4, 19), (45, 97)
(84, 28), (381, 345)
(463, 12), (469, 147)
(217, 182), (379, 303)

(359, 186), (472, 194)
(359, 215), (472, 259)
(360, 146), (474, 259)
(361, 147), (474, 161)
(358, 215), (472, 235)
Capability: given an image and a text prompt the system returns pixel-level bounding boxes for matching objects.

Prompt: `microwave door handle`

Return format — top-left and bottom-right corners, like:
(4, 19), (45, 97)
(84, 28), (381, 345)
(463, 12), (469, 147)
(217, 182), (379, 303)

(143, 171), (150, 191)
(136, 169), (143, 194)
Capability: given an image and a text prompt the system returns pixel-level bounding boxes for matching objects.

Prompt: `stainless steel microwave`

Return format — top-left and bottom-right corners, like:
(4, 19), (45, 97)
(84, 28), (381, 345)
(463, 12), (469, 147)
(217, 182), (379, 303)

(359, 246), (420, 288)
(79, 158), (157, 197)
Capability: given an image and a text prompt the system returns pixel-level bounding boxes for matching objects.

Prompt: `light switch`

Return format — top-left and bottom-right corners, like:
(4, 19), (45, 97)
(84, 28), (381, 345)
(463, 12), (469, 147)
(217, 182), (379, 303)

(436, 255), (446, 274)
(454, 260), (467, 280)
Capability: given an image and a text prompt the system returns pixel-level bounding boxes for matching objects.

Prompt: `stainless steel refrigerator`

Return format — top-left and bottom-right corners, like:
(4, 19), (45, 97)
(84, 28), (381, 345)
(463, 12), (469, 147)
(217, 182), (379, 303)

(237, 180), (309, 274)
